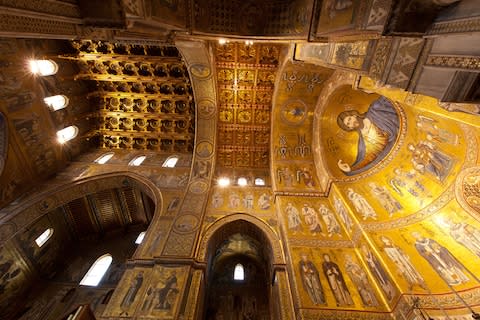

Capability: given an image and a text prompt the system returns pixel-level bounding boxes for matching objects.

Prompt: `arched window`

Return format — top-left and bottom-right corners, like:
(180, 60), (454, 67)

(80, 254), (113, 286)
(56, 125), (78, 143)
(237, 177), (248, 186)
(29, 59), (58, 76)
(162, 156), (178, 168)
(129, 155), (146, 166)
(135, 231), (146, 244)
(218, 177), (230, 187)
(95, 152), (114, 164)
(254, 178), (265, 186)
(44, 95), (69, 111)
(233, 263), (245, 281)
(35, 228), (53, 247)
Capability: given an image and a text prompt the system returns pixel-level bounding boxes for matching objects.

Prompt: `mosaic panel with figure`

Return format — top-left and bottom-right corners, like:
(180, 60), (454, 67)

(291, 247), (387, 311)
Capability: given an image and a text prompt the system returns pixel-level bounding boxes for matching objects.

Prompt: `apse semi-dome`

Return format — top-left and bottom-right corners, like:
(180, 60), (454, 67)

(318, 85), (406, 181)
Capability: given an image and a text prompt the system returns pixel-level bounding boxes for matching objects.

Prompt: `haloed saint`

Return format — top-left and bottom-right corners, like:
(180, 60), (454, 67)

(336, 96), (400, 176)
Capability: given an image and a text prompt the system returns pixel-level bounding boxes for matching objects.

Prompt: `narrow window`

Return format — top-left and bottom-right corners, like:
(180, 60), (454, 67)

(233, 263), (245, 281)
(129, 155), (146, 166)
(56, 126), (78, 143)
(254, 178), (265, 186)
(44, 95), (68, 111)
(29, 59), (58, 76)
(80, 254), (113, 286)
(95, 152), (114, 164)
(162, 156), (178, 168)
(135, 231), (146, 244)
(35, 228), (53, 247)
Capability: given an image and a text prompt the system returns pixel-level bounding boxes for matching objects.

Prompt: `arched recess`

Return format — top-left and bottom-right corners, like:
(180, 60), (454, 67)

(197, 213), (285, 266)
(0, 171), (162, 251)
(0, 171), (163, 319)
(197, 214), (293, 320)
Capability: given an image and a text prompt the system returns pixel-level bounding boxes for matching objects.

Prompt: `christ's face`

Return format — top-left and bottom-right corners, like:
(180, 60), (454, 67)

(343, 115), (360, 130)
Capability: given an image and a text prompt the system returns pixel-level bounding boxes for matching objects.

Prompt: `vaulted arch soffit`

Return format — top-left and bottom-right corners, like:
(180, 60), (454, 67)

(197, 213), (285, 266)
(0, 172), (162, 245)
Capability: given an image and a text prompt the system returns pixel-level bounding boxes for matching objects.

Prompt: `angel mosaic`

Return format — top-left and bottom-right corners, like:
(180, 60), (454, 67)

(416, 115), (458, 146)
(407, 141), (453, 182)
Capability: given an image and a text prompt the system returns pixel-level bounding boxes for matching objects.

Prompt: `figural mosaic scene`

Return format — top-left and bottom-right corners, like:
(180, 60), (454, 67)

(0, 0), (479, 319)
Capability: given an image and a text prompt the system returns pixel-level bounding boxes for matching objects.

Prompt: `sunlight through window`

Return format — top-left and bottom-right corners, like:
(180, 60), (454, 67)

(135, 231), (146, 244)
(56, 126), (78, 143)
(129, 155), (146, 166)
(80, 254), (113, 286)
(35, 228), (53, 247)
(237, 177), (248, 186)
(234, 263), (245, 281)
(44, 95), (68, 111)
(95, 152), (114, 164)
(162, 156), (178, 168)
(254, 178), (265, 186)
(29, 59), (58, 76)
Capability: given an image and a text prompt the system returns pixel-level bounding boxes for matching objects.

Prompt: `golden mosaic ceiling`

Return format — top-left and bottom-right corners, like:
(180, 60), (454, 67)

(70, 40), (195, 153)
(214, 42), (285, 175)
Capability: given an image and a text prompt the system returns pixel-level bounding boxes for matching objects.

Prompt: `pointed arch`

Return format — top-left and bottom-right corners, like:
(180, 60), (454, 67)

(197, 213), (285, 266)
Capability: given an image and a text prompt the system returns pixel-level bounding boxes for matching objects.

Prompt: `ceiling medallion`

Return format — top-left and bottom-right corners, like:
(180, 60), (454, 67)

(280, 99), (308, 126)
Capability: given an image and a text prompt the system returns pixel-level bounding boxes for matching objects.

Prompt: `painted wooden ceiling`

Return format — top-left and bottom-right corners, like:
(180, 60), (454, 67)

(71, 40), (195, 153)
(214, 42), (285, 179)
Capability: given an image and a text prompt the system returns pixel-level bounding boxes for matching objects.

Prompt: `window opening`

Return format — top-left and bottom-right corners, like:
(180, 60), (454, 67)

(80, 254), (113, 286)
(35, 228), (53, 247)
(44, 95), (68, 111)
(233, 263), (245, 281)
(135, 231), (146, 244)
(129, 155), (146, 166)
(56, 126), (78, 143)
(95, 152), (114, 164)
(162, 156), (178, 168)
(237, 177), (248, 186)
(29, 59), (58, 76)
(218, 177), (230, 187)
(254, 178), (265, 186)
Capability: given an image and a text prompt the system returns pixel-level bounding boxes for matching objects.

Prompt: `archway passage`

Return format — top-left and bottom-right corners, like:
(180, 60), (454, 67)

(204, 220), (275, 320)
(2, 182), (155, 320)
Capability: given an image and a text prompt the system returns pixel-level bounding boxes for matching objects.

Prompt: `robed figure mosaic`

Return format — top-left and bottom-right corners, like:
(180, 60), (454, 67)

(412, 232), (469, 286)
(336, 96), (400, 176)
(344, 254), (379, 307)
(361, 244), (396, 301)
(120, 271), (144, 315)
(299, 253), (326, 305)
(379, 236), (427, 291)
(444, 219), (480, 258)
(322, 254), (354, 306)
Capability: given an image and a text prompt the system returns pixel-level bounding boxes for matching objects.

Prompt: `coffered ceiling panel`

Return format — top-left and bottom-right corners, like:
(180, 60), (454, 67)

(69, 40), (195, 153)
(214, 42), (286, 176)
